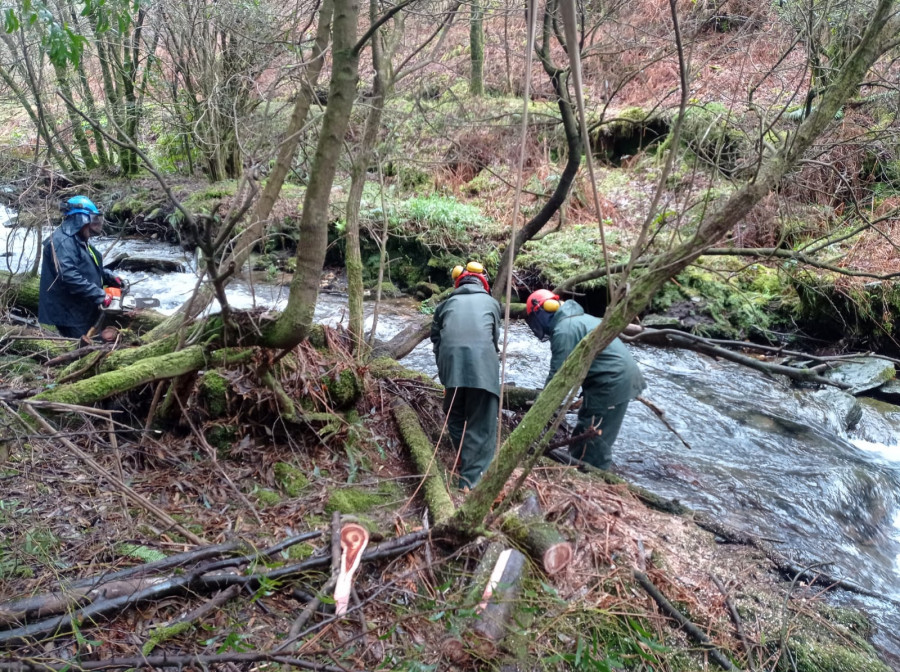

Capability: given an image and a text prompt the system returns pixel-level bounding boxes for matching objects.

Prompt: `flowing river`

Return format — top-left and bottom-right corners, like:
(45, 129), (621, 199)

(4, 224), (900, 664)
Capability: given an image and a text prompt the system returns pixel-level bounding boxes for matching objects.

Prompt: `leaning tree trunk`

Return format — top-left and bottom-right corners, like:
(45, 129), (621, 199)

(445, 0), (900, 539)
(263, 0), (362, 348)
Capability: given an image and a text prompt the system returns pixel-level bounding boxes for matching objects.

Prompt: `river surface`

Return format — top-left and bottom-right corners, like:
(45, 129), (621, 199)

(4, 226), (900, 664)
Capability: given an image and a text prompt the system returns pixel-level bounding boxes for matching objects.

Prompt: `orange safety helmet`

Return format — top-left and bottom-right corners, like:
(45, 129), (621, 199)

(525, 289), (561, 341)
(451, 261), (489, 292)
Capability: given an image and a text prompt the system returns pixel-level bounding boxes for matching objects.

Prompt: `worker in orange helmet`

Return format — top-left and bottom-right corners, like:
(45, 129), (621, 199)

(430, 262), (501, 489)
(525, 289), (645, 470)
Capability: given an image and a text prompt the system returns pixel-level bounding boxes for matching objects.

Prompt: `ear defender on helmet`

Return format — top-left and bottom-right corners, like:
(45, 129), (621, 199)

(524, 289), (562, 341)
(452, 261), (490, 292)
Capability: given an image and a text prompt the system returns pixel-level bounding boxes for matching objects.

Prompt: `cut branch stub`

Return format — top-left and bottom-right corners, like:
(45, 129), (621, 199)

(500, 496), (573, 575)
(334, 523), (369, 616)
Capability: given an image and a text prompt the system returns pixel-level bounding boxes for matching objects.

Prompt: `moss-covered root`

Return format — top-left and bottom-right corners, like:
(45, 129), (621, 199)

(33, 346), (256, 405)
(391, 399), (455, 525)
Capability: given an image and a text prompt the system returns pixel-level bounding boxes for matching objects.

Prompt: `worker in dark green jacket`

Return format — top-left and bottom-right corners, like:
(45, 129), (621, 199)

(525, 289), (645, 470)
(431, 262), (502, 489)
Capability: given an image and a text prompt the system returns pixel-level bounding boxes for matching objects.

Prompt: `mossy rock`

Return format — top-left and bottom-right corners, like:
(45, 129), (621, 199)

(674, 102), (751, 175)
(373, 281), (402, 298)
(791, 273), (900, 351)
(324, 368), (362, 409)
(274, 461), (310, 497)
(414, 281), (441, 299)
(198, 370), (229, 418)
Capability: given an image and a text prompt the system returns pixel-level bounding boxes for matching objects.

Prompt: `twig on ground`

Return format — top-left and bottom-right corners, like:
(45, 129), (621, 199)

(633, 568), (734, 670)
(19, 403), (207, 545)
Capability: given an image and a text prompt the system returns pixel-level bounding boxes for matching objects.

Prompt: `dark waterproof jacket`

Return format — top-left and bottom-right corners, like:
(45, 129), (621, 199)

(547, 300), (645, 405)
(431, 284), (502, 396)
(39, 220), (114, 334)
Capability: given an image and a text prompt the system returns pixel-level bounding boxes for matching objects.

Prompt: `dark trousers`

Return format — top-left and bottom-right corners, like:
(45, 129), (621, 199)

(443, 387), (499, 489)
(56, 324), (87, 339)
(571, 394), (631, 470)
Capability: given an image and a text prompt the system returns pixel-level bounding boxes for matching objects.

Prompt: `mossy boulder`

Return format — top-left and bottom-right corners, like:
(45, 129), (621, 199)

(274, 461), (309, 497)
(793, 275), (900, 351)
(648, 258), (796, 339)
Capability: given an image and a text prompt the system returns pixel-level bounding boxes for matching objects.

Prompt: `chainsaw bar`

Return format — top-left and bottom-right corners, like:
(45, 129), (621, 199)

(123, 297), (161, 310)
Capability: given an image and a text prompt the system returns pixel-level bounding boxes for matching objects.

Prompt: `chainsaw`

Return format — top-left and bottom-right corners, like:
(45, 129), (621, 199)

(103, 285), (161, 314)
(84, 283), (161, 342)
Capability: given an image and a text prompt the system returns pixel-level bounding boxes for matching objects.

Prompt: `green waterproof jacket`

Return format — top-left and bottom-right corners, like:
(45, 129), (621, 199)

(431, 283), (502, 396)
(547, 300), (645, 405)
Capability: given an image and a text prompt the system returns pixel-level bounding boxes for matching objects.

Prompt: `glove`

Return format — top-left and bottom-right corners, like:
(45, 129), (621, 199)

(101, 295), (113, 309)
(110, 276), (124, 288)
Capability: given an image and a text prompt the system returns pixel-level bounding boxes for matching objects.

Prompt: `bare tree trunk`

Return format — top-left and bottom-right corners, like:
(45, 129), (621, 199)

(469, 0), (484, 96)
(263, 0), (362, 348)
(345, 0), (401, 356)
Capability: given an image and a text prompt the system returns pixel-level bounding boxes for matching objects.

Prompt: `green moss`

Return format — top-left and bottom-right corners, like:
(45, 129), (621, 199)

(183, 181), (239, 213)
(205, 424), (237, 455)
(517, 226), (625, 289)
(324, 368), (362, 409)
(325, 483), (402, 515)
(286, 542), (316, 560)
(198, 370), (228, 418)
(274, 462), (309, 497)
(142, 621), (193, 656)
(778, 636), (890, 672)
(254, 487), (282, 507)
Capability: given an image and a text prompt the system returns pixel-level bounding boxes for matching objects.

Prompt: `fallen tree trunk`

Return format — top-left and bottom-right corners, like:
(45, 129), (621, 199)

(31, 345), (255, 405)
(391, 399), (456, 524)
(371, 320), (430, 360)
(624, 328), (851, 389)
(500, 495), (572, 575)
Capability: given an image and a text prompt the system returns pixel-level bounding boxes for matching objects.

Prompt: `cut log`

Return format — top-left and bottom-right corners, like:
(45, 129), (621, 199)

(465, 543), (528, 657)
(334, 523), (369, 616)
(391, 399), (456, 524)
(500, 496), (573, 575)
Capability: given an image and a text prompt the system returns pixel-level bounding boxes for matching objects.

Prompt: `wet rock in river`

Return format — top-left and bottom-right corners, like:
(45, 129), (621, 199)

(810, 388), (863, 432)
(823, 357), (896, 395)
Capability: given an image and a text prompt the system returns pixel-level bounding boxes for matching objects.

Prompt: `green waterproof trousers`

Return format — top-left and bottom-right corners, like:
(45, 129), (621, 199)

(443, 387), (499, 489)
(571, 390), (631, 470)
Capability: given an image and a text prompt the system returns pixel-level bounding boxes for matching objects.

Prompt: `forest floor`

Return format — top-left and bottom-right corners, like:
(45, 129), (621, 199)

(0, 326), (896, 672)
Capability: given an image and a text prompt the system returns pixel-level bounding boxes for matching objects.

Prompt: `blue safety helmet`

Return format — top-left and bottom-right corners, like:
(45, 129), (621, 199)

(63, 195), (100, 218)
(60, 195), (102, 236)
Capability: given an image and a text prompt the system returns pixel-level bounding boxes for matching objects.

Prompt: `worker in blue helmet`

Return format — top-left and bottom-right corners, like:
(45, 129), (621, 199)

(38, 196), (123, 339)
